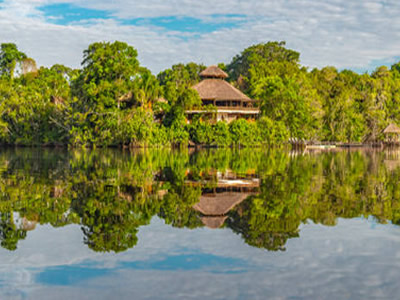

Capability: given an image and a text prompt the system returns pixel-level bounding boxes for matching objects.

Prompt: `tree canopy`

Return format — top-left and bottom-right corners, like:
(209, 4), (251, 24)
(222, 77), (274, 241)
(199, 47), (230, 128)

(0, 40), (400, 146)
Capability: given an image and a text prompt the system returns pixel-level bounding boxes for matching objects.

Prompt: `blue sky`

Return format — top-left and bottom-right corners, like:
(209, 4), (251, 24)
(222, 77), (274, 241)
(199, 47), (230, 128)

(39, 3), (245, 34)
(39, 3), (112, 25)
(0, 0), (399, 73)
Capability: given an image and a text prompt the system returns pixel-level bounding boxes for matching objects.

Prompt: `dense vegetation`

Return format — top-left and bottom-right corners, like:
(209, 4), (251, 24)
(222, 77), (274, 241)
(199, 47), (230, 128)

(1, 40), (400, 146)
(1, 148), (400, 252)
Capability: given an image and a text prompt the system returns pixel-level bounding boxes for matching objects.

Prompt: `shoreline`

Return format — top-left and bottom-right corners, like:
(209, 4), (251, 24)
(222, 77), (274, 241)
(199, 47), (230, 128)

(0, 142), (398, 149)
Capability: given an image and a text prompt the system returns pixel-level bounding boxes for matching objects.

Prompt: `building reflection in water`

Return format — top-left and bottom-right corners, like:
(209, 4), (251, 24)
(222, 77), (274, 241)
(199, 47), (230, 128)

(188, 169), (260, 229)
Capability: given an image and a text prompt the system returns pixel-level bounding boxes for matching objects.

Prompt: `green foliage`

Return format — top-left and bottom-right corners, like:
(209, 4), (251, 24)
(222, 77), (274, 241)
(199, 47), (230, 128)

(176, 88), (202, 110)
(257, 116), (289, 145)
(157, 62), (205, 105)
(131, 67), (160, 107)
(188, 120), (231, 146)
(308, 68), (364, 141)
(229, 119), (260, 146)
(229, 42), (323, 140)
(0, 43), (27, 79)
(0, 213), (26, 251)
(212, 121), (231, 146)
(76, 41), (139, 105)
(2, 148), (400, 253)
(3, 40), (400, 146)
(116, 108), (155, 146)
(226, 41), (300, 90)
(69, 41), (165, 147)
(0, 65), (71, 145)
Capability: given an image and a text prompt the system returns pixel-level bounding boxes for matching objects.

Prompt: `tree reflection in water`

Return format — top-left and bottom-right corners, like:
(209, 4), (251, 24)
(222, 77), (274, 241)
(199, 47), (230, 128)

(0, 147), (400, 252)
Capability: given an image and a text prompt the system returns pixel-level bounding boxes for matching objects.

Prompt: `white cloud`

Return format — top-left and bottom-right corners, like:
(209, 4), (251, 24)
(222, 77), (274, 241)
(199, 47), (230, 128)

(0, 0), (400, 73)
(1, 218), (400, 299)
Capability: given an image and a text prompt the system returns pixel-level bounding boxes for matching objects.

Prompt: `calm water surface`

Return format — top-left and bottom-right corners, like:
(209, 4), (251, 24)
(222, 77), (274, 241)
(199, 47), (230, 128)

(0, 148), (400, 299)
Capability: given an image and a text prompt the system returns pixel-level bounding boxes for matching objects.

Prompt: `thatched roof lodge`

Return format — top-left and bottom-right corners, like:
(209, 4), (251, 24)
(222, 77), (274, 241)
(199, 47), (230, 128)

(186, 65), (259, 123)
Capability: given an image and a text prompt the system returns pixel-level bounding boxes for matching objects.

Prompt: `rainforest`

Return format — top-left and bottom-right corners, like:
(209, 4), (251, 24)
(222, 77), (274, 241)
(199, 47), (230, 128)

(1, 40), (400, 147)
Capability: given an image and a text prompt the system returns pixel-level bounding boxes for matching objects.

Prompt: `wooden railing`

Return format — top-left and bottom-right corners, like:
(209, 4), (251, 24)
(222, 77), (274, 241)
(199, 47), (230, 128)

(186, 107), (259, 113)
(214, 106), (259, 111)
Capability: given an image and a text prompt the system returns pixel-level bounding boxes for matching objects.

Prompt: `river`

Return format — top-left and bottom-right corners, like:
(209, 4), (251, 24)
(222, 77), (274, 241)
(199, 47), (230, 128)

(0, 148), (399, 299)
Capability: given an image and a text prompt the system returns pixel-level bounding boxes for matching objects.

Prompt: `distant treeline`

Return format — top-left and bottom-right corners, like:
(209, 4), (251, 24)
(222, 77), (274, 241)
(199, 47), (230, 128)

(0, 41), (400, 147)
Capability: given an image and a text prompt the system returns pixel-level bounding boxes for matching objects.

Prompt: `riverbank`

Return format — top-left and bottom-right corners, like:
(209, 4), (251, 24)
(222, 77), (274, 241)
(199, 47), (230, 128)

(0, 140), (398, 149)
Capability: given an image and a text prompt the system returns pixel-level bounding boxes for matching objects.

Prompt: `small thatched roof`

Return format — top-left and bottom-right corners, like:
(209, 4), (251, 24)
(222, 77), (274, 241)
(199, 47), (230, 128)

(200, 65), (228, 79)
(383, 123), (400, 134)
(193, 192), (250, 216)
(193, 79), (252, 102)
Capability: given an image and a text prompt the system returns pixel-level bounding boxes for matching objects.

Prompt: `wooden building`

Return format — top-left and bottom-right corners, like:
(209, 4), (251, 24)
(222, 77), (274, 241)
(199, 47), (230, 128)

(186, 65), (259, 123)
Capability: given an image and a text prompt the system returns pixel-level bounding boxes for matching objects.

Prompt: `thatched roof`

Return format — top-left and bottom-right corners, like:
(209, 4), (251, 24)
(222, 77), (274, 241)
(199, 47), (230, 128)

(200, 216), (227, 229)
(200, 65), (228, 79)
(383, 123), (400, 134)
(193, 192), (250, 216)
(193, 79), (252, 102)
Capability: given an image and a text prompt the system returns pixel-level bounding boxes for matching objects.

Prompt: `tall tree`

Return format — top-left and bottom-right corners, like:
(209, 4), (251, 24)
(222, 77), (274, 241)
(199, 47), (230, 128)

(70, 41), (143, 146)
(226, 41), (300, 91)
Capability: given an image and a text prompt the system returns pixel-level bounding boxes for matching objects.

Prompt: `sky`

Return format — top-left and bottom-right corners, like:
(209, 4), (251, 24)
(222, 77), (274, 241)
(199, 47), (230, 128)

(0, 0), (400, 74)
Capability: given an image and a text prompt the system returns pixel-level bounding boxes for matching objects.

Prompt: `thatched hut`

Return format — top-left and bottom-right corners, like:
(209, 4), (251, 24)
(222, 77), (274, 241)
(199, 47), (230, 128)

(186, 65), (259, 123)
(383, 123), (400, 142)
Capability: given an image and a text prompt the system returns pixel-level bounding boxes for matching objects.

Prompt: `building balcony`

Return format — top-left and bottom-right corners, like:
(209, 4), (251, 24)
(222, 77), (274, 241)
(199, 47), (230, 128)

(185, 106), (260, 114)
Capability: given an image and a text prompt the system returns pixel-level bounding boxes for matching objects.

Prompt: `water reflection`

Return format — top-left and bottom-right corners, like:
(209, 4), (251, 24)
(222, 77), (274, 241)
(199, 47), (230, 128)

(1, 148), (400, 253)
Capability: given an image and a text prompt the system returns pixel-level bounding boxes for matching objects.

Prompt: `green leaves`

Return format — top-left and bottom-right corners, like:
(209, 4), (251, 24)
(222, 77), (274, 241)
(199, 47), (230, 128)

(4, 40), (400, 146)
(75, 41), (140, 110)
(227, 41), (300, 91)
(69, 42), (163, 147)
(157, 62), (205, 106)
(236, 44), (321, 140)
(0, 43), (27, 79)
